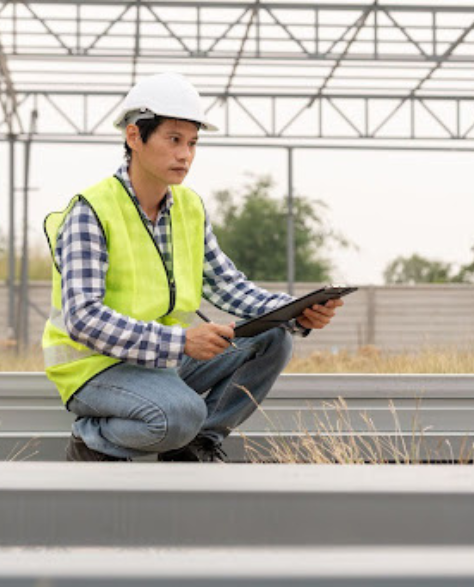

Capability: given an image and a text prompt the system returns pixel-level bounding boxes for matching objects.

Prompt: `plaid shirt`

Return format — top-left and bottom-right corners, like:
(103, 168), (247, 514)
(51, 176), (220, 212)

(55, 163), (304, 369)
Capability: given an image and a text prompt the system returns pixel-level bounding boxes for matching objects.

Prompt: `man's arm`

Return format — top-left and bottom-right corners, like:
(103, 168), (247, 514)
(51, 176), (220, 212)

(56, 200), (185, 368)
(201, 213), (346, 335)
(202, 213), (294, 316)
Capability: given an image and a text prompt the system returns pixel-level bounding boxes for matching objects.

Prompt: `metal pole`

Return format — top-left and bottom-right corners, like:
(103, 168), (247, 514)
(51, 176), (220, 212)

(7, 134), (16, 342)
(287, 146), (294, 296)
(18, 110), (37, 349)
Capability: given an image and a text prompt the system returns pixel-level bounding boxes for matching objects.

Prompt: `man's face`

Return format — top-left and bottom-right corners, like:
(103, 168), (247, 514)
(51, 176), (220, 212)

(128, 118), (198, 187)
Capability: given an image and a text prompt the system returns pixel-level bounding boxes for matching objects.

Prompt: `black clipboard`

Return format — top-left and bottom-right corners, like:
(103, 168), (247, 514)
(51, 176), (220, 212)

(233, 285), (358, 338)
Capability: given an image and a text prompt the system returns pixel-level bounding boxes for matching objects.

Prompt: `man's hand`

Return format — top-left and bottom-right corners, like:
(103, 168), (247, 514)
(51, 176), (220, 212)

(295, 298), (344, 330)
(184, 322), (236, 361)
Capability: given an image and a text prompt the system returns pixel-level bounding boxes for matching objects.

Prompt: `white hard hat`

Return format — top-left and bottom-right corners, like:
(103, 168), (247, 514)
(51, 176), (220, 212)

(113, 72), (218, 133)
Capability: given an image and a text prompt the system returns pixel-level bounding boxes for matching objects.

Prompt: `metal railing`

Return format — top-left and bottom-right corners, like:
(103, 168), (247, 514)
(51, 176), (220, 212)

(2, 372), (474, 584)
(1, 372), (474, 462)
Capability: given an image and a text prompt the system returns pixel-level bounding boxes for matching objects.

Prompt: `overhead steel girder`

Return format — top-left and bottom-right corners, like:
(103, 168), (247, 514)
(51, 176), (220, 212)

(1, 90), (474, 143)
(0, 0), (474, 62)
(0, 40), (22, 134)
(2, 2), (474, 64)
(1, 2), (474, 144)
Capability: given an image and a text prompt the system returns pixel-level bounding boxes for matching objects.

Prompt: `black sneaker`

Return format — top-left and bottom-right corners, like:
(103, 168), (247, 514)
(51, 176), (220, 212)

(157, 436), (228, 463)
(65, 433), (129, 462)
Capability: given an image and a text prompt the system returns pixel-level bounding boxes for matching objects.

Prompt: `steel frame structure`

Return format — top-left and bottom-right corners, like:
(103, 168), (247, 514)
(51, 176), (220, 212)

(2, 1), (474, 344)
(2, 1), (474, 142)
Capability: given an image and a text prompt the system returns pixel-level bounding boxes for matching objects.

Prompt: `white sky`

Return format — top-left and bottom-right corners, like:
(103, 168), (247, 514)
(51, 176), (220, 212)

(1, 139), (473, 285)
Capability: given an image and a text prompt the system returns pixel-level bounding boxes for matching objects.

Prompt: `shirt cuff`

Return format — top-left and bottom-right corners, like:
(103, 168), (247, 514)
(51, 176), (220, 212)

(284, 319), (311, 338)
(154, 326), (186, 368)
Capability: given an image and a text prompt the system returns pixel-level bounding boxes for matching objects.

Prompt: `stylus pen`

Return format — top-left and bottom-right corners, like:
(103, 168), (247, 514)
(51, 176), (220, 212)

(196, 309), (238, 349)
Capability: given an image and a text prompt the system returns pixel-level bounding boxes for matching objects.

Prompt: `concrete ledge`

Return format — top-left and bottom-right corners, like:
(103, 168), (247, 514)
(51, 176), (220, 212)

(1, 547), (474, 585)
(1, 463), (474, 547)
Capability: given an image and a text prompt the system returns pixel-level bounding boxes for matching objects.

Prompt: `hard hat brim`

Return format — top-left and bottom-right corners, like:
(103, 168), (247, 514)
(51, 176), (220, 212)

(113, 110), (219, 133)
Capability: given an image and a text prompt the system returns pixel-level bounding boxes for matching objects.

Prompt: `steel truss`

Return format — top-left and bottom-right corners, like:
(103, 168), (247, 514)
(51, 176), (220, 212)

(2, 1), (474, 346)
(1, 1), (474, 142)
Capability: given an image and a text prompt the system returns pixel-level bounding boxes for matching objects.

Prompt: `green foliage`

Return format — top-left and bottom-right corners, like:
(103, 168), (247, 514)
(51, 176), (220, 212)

(211, 175), (349, 282)
(384, 253), (469, 285)
(453, 245), (474, 284)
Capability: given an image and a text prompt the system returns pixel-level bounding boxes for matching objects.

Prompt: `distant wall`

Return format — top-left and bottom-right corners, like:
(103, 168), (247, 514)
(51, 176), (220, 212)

(1, 282), (474, 355)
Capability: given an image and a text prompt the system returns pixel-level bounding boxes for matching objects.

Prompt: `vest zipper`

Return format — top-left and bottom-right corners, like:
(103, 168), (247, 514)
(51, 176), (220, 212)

(169, 277), (176, 312)
(113, 175), (176, 317)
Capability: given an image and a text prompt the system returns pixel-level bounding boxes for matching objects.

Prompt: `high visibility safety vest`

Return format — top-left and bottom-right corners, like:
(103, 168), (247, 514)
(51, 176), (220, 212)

(42, 176), (205, 406)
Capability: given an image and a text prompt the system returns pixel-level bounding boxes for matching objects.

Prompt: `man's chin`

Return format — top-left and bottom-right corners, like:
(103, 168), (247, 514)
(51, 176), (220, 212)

(168, 172), (187, 184)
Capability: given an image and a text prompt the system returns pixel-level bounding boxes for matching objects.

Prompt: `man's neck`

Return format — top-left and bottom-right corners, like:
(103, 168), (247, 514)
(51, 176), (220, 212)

(128, 158), (168, 223)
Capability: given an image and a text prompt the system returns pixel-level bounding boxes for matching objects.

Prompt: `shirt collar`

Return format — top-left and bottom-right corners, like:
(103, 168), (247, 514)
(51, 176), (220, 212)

(116, 162), (174, 217)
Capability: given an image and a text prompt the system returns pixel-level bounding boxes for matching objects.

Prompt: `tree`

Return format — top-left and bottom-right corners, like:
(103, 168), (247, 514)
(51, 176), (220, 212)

(211, 175), (349, 282)
(383, 254), (462, 284)
(453, 245), (474, 284)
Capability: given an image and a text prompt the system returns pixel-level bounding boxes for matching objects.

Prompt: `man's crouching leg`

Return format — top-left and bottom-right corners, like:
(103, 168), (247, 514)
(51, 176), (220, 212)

(65, 363), (207, 461)
(176, 326), (294, 456)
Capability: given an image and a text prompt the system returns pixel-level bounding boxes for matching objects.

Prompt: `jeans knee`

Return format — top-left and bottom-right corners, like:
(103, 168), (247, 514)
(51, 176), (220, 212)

(260, 327), (293, 366)
(166, 394), (208, 450)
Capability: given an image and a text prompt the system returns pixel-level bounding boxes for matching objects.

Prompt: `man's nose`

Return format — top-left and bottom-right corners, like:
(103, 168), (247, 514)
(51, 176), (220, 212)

(177, 145), (192, 160)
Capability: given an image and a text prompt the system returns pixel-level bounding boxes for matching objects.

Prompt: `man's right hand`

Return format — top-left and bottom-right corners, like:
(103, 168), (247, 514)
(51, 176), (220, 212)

(184, 322), (236, 361)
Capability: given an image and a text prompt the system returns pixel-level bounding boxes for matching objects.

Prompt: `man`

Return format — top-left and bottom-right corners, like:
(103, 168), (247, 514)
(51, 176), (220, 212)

(42, 72), (343, 462)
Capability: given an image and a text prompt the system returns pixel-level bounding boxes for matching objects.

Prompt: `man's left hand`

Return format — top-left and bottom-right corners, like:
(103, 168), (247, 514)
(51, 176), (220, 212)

(295, 298), (344, 330)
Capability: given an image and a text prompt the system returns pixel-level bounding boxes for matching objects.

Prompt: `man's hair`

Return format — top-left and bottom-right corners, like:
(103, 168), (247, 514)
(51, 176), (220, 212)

(124, 116), (201, 160)
(124, 116), (165, 160)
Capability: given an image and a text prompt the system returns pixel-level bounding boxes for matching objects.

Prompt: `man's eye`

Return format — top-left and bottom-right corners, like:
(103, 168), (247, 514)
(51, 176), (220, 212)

(170, 137), (179, 143)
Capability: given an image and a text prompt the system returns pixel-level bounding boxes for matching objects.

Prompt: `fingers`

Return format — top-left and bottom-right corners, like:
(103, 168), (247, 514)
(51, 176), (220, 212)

(210, 322), (235, 340)
(326, 298), (344, 309)
(184, 323), (235, 360)
(304, 309), (332, 328)
(296, 299), (343, 330)
(202, 323), (235, 355)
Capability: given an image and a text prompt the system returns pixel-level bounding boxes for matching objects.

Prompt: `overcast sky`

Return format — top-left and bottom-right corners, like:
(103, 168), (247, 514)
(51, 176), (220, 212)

(1, 138), (473, 286)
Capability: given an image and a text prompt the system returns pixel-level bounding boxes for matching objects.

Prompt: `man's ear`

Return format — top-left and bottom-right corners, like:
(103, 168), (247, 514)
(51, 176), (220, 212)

(125, 124), (141, 152)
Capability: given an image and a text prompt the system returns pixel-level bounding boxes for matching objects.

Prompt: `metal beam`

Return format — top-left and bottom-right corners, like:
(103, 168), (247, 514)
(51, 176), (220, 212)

(2, 546), (474, 585)
(286, 147), (294, 295)
(2, 91), (474, 143)
(7, 2), (474, 13)
(2, 463), (474, 547)
(3, 2), (474, 65)
(2, 373), (474, 463)
(7, 135), (15, 343)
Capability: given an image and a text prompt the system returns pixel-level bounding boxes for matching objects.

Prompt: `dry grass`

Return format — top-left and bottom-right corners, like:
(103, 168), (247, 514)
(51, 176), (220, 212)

(285, 345), (474, 373)
(0, 247), (51, 281)
(0, 347), (44, 371)
(3, 438), (41, 462)
(236, 388), (474, 465)
(2, 345), (474, 373)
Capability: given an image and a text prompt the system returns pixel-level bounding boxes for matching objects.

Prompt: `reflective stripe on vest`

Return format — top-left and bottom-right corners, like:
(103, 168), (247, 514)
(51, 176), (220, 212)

(44, 308), (99, 367)
(49, 307), (66, 331)
(43, 344), (97, 368)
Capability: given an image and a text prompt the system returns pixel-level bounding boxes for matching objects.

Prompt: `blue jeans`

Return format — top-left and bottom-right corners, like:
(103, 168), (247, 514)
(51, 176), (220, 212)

(67, 327), (293, 459)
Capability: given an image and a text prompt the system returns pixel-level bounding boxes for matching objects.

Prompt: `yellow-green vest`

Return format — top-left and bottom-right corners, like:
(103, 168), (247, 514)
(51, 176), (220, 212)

(42, 176), (205, 406)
